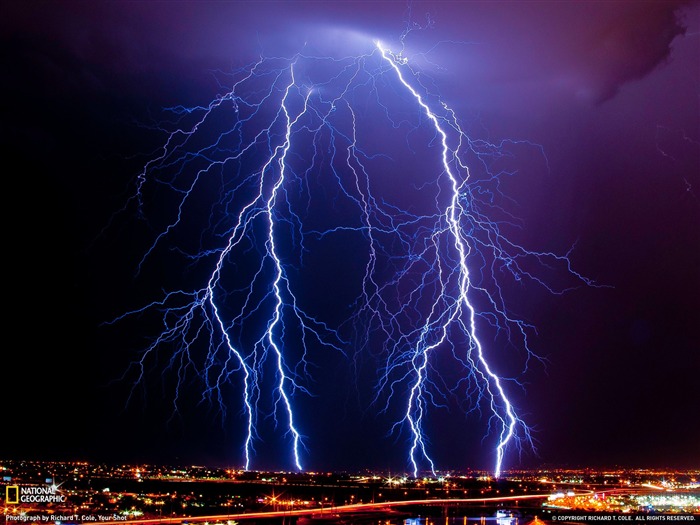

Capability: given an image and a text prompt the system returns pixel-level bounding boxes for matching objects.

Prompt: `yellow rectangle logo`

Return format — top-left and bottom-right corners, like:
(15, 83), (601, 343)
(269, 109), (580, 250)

(6, 485), (19, 504)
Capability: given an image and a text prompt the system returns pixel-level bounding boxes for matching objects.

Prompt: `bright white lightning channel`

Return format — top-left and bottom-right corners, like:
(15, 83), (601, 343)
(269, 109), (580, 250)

(115, 34), (593, 477)
(376, 41), (522, 478)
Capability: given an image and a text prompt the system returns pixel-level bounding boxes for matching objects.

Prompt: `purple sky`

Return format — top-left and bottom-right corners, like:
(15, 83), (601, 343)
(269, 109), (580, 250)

(2, 1), (698, 472)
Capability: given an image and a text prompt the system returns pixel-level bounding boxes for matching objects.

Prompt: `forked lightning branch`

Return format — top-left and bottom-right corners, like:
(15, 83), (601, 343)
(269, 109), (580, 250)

(114, 33), (594, 476)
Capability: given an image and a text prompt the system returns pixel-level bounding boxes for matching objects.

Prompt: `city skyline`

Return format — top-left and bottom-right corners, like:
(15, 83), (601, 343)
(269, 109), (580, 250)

(1, 459), (698, 524)
(2, 1), (698, 473)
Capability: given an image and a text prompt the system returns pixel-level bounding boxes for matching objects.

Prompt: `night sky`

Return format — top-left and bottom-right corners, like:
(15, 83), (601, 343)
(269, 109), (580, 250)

(2, 1), (699, 474)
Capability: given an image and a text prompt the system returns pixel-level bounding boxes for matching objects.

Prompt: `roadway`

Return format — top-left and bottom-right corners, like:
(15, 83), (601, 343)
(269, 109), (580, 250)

(98, 493), (556, 525)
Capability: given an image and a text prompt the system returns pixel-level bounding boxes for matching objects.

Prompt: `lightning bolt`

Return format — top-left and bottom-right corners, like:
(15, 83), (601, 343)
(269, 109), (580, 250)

(375, 40), (525, 478)
(110, 34), (595, 476)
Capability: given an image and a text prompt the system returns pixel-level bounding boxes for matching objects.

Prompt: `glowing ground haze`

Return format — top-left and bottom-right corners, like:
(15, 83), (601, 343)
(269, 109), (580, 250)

(110, 34), (596, 477)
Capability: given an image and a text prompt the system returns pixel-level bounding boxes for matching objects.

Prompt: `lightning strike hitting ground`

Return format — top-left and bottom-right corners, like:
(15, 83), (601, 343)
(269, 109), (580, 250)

(111, 35), (594, 476)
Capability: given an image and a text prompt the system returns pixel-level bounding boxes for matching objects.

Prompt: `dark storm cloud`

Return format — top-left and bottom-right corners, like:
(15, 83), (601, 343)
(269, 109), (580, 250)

(401, 1), (696, 110)
(554, 1), (692, 103)
(3, 1), (693, 107)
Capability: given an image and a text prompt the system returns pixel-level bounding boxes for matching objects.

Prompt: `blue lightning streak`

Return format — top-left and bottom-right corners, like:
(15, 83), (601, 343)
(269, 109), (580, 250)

(376, 41), (523, 478)
(111, 35), (595, 475)
(113, 55), (348, 471)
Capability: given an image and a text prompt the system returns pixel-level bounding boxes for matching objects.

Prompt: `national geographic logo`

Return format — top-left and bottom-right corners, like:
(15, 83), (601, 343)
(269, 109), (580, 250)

(5, 485), (19, 504)
(4, 485), (66, 504)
